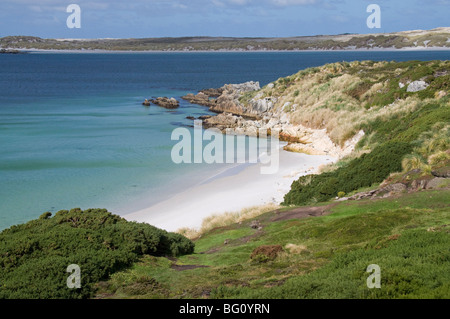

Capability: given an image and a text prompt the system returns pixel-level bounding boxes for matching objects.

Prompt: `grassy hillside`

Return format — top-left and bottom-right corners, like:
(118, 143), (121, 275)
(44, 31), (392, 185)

(95, 190), (450, 299)
(239, 60), (449, 206)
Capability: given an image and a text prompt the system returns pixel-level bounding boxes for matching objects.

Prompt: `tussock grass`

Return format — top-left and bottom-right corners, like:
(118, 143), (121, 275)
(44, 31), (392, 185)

(400, 123), (450, 173)
(246, 60), (449, 147)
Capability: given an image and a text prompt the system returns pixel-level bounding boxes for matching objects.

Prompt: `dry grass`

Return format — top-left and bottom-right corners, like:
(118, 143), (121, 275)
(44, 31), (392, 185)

(429, 150), (450, 165)
(176, 203), (279, 239)
(285, 243), (308, 254)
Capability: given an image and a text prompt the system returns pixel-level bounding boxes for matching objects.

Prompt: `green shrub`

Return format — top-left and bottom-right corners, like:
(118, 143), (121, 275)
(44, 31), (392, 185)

(0, 208), (194, 299)
(283, 141), (412, 205)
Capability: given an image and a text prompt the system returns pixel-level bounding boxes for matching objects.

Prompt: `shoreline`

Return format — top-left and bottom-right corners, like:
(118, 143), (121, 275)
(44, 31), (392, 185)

(8, 47), (450, 54)
(123, 148), (334, 232)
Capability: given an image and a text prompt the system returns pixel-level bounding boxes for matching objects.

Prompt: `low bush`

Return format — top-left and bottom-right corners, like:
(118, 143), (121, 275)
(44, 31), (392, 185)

(0, 208), (194, 298)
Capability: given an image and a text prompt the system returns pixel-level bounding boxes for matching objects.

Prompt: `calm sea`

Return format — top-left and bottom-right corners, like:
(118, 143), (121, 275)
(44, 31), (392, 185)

(0, 50), (449, 230)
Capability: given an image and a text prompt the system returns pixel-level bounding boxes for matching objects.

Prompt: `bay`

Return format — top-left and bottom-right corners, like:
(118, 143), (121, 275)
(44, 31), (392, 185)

(0, 50), (448, 230)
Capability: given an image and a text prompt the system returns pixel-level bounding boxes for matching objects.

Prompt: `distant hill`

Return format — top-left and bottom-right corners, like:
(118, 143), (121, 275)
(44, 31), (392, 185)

(1, 27), (449, 51)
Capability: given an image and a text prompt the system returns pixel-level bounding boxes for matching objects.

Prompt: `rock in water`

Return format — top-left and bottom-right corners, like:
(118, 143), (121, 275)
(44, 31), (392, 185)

(151, 97), (180, 109)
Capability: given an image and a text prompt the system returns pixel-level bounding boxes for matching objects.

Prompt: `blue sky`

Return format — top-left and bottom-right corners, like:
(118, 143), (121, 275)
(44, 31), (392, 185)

(0, 0), (448, 38)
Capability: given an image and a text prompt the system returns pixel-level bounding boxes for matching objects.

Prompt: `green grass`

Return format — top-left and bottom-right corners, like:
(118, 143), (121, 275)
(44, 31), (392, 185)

(95, 189), (450, 299)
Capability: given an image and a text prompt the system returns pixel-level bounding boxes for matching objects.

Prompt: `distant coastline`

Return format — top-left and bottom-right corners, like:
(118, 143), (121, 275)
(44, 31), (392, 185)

(2, 27), (449, 52)
(8, 46), (450, 54)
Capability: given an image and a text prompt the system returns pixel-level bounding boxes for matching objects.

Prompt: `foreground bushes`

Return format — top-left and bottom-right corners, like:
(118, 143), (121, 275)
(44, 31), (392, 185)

(0, 208), (194, 298)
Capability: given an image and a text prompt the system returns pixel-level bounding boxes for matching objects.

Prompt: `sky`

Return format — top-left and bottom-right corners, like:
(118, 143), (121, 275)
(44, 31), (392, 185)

(0, 0), (448, 39)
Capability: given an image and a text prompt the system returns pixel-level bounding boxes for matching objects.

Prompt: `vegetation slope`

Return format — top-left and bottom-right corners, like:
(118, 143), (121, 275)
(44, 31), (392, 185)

(95, 190), (450, 299)
(238, 59), (449, 205)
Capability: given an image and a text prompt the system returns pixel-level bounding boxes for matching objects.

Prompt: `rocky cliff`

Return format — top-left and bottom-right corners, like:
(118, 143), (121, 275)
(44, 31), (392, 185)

(184, 80), (363, 159)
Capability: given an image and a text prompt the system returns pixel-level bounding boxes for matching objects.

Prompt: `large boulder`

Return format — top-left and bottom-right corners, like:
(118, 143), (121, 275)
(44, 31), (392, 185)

(407, 80), (429, 92)
(426, 177), (449, 189)
(432, 166), (450, 178)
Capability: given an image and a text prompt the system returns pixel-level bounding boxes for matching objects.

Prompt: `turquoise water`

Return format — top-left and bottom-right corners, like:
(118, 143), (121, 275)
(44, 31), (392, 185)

(0, 51), (449, 230)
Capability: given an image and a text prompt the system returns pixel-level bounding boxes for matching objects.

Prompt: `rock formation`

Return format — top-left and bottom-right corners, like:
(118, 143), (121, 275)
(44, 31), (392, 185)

(407, 80), (429, 92)
(338, 168), (450, 201)
(150, 97), (180, 109)
(183, 80), (365, 159)
(182, 81), (261, 117)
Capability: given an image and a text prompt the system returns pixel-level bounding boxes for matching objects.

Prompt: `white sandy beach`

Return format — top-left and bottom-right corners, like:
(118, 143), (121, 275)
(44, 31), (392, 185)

(124, 150), (334, 232)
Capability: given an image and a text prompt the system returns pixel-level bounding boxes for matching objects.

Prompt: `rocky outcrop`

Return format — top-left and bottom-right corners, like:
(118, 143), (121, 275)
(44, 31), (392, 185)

(151, 97), (180, 109)
(182, 81), (261, 118)
(340, 168), (450, 201)
(345, 183), (407, 200)
(184, 80), (365, 159)
(432, 166), (450, 178)
(181, 92), (215, 107)
(209, 82), (261, 117)
(199, 87), (224, 97)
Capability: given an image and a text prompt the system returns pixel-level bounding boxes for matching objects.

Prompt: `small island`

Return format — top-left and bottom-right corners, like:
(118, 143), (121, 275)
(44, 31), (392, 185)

(0, 48), (25, 54)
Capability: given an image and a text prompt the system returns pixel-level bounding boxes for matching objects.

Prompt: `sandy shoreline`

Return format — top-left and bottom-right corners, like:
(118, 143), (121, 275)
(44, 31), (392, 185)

(124, 149), (334, 232)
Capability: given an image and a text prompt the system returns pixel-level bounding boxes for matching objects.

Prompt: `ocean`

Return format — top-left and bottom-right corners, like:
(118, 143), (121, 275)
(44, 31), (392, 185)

(0, 50), (449, 230)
